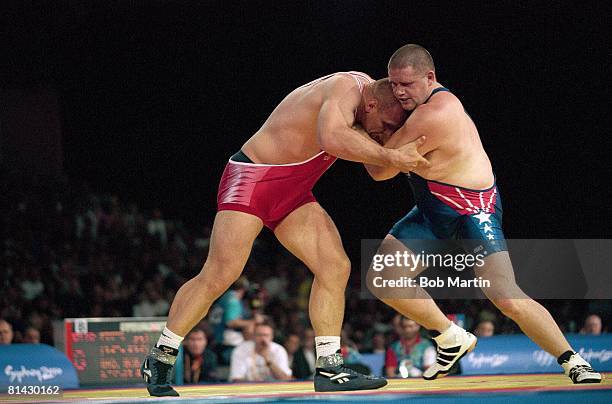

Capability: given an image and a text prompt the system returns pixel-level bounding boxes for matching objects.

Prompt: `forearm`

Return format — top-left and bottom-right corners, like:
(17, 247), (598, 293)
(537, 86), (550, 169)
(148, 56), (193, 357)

(320, 127), (397, 167)
(364, 163), (400, 181)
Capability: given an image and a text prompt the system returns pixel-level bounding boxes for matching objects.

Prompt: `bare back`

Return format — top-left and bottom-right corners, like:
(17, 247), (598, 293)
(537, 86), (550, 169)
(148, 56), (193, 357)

(242, 72), (372, 164)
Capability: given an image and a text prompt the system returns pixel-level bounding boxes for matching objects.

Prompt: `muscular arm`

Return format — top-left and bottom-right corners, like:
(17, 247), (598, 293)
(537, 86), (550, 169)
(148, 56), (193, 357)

(317, 77), (412, 169)
(364, 107), (441, 181)
(363, 132), (404, 181)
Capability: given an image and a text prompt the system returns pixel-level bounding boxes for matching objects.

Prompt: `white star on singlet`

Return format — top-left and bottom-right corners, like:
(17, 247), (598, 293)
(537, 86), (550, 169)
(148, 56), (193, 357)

(483, 223), (493, 233)
(486, 234), (495, 240)
(474, 211), (492, 225)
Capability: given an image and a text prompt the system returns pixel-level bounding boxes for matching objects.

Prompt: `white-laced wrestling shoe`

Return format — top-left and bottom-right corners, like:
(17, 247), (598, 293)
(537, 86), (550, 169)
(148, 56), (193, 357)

(423, 322), (477, 380)
(561, 353), (602, 384)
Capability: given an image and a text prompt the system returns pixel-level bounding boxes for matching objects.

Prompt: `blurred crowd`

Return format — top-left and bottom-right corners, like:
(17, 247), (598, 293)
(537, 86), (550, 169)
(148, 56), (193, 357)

(1, 173), (609, 381)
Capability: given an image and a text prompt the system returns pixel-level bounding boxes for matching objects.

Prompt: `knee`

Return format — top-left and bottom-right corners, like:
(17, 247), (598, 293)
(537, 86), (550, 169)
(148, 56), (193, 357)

(313, 255), (351, 287)
(196, 256), (243, 296)
(491, 298), (524, 319)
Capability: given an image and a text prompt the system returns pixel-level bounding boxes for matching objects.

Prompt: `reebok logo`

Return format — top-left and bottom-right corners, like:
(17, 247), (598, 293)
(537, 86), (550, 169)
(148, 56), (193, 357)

(319, 371), (351, 384)
(160, 346), (176, 354)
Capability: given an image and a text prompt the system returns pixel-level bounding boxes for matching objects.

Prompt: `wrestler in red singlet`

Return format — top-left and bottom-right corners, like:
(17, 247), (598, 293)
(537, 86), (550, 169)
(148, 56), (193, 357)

(217, 72), (373, 230)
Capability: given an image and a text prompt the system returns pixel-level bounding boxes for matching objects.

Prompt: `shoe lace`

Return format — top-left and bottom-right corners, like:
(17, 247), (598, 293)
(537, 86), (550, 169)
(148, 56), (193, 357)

(152, 360), (174, 385)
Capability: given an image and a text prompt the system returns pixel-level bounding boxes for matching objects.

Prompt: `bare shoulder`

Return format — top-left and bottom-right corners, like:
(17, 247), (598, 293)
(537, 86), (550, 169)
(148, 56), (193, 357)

(428, 91), (464, 115)
(404, 103), (441, 130)
(415, 92), (463, 128)
(320, 73), (363, 100)
(387, 92), (460, 151)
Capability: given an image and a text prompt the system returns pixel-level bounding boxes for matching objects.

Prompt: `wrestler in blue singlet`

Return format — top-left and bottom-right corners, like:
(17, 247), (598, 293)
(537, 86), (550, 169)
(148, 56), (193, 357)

(389, 88), (507, 257)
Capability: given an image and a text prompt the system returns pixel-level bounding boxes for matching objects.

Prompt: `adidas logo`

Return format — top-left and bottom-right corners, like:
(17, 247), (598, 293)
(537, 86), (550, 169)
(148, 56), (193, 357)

(436, 345), (461, 366)
(319, 371), (352, 384)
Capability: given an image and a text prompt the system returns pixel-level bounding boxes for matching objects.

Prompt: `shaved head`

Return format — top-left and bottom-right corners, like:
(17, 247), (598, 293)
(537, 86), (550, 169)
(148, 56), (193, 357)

(388, 44), (435, 74)
(371, 78), (404, 112)
(358, 78), (408, 144)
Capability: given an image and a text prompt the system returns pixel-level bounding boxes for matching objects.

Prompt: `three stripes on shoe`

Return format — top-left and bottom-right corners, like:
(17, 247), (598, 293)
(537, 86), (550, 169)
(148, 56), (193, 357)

(436, 345), (461, 366)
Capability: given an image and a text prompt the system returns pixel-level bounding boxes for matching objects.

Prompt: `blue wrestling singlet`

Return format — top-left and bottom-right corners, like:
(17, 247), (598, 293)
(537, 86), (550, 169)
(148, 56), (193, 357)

(389, 172), (507, 256)
(389, 87), (507, 256)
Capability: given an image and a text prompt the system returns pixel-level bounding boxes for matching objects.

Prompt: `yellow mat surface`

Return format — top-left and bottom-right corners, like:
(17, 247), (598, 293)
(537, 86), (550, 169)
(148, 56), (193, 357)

(2, 373), (610, 403)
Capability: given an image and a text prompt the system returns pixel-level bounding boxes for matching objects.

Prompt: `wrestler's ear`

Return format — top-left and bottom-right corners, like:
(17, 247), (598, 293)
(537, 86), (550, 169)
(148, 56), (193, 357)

(365, 98), (378, 113)
(426, 70), (435, 85)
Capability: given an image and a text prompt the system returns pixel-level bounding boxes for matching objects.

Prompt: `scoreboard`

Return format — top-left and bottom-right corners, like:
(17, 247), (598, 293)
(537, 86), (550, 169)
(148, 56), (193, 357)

(57, 317), (182, 386)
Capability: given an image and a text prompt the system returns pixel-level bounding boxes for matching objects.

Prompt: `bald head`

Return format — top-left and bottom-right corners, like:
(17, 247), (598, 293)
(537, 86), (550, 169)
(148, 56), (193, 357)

(370, 78), (405, 112)
(388, 44), (435, 74)
(357, 78), (408, 144)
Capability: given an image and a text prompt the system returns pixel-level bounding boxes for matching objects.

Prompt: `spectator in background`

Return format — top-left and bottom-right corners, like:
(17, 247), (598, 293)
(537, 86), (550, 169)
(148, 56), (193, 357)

(241, 320), (256, 342)
(23, 326), (41, 344)
(284, 333), (313, 380)
(230, 322), (292, 382)
(147, 208), (168, 248)
(263, 267), (289, 301)
(302, 328), (316, 376)
(474, 320), (495, 337)
(209, 277), (253, 363)
(183, 327), (219, 383)
(21, 270), (45, 301)
(391, 313), (403, 337)
(371, 332), (387, 354)
(0, 319), (14, 345)
(132, 286), (170, 317)
(385, 317), (435, 378)
(580, 314), (602, 335)
(340, 327), (371, 375)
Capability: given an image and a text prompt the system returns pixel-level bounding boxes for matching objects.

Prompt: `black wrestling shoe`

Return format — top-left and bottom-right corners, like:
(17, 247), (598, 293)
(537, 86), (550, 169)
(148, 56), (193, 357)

(141, 348), (179, 397)
(314, 353), (387, 392)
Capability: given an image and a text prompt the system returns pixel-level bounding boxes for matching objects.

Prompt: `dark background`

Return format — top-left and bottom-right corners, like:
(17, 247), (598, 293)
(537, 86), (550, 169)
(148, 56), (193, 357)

(1, 1), (609, 264)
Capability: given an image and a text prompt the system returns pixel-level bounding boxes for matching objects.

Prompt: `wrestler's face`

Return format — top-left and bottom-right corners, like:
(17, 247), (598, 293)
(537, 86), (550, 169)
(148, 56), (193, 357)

(388, 66), (434, 111)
